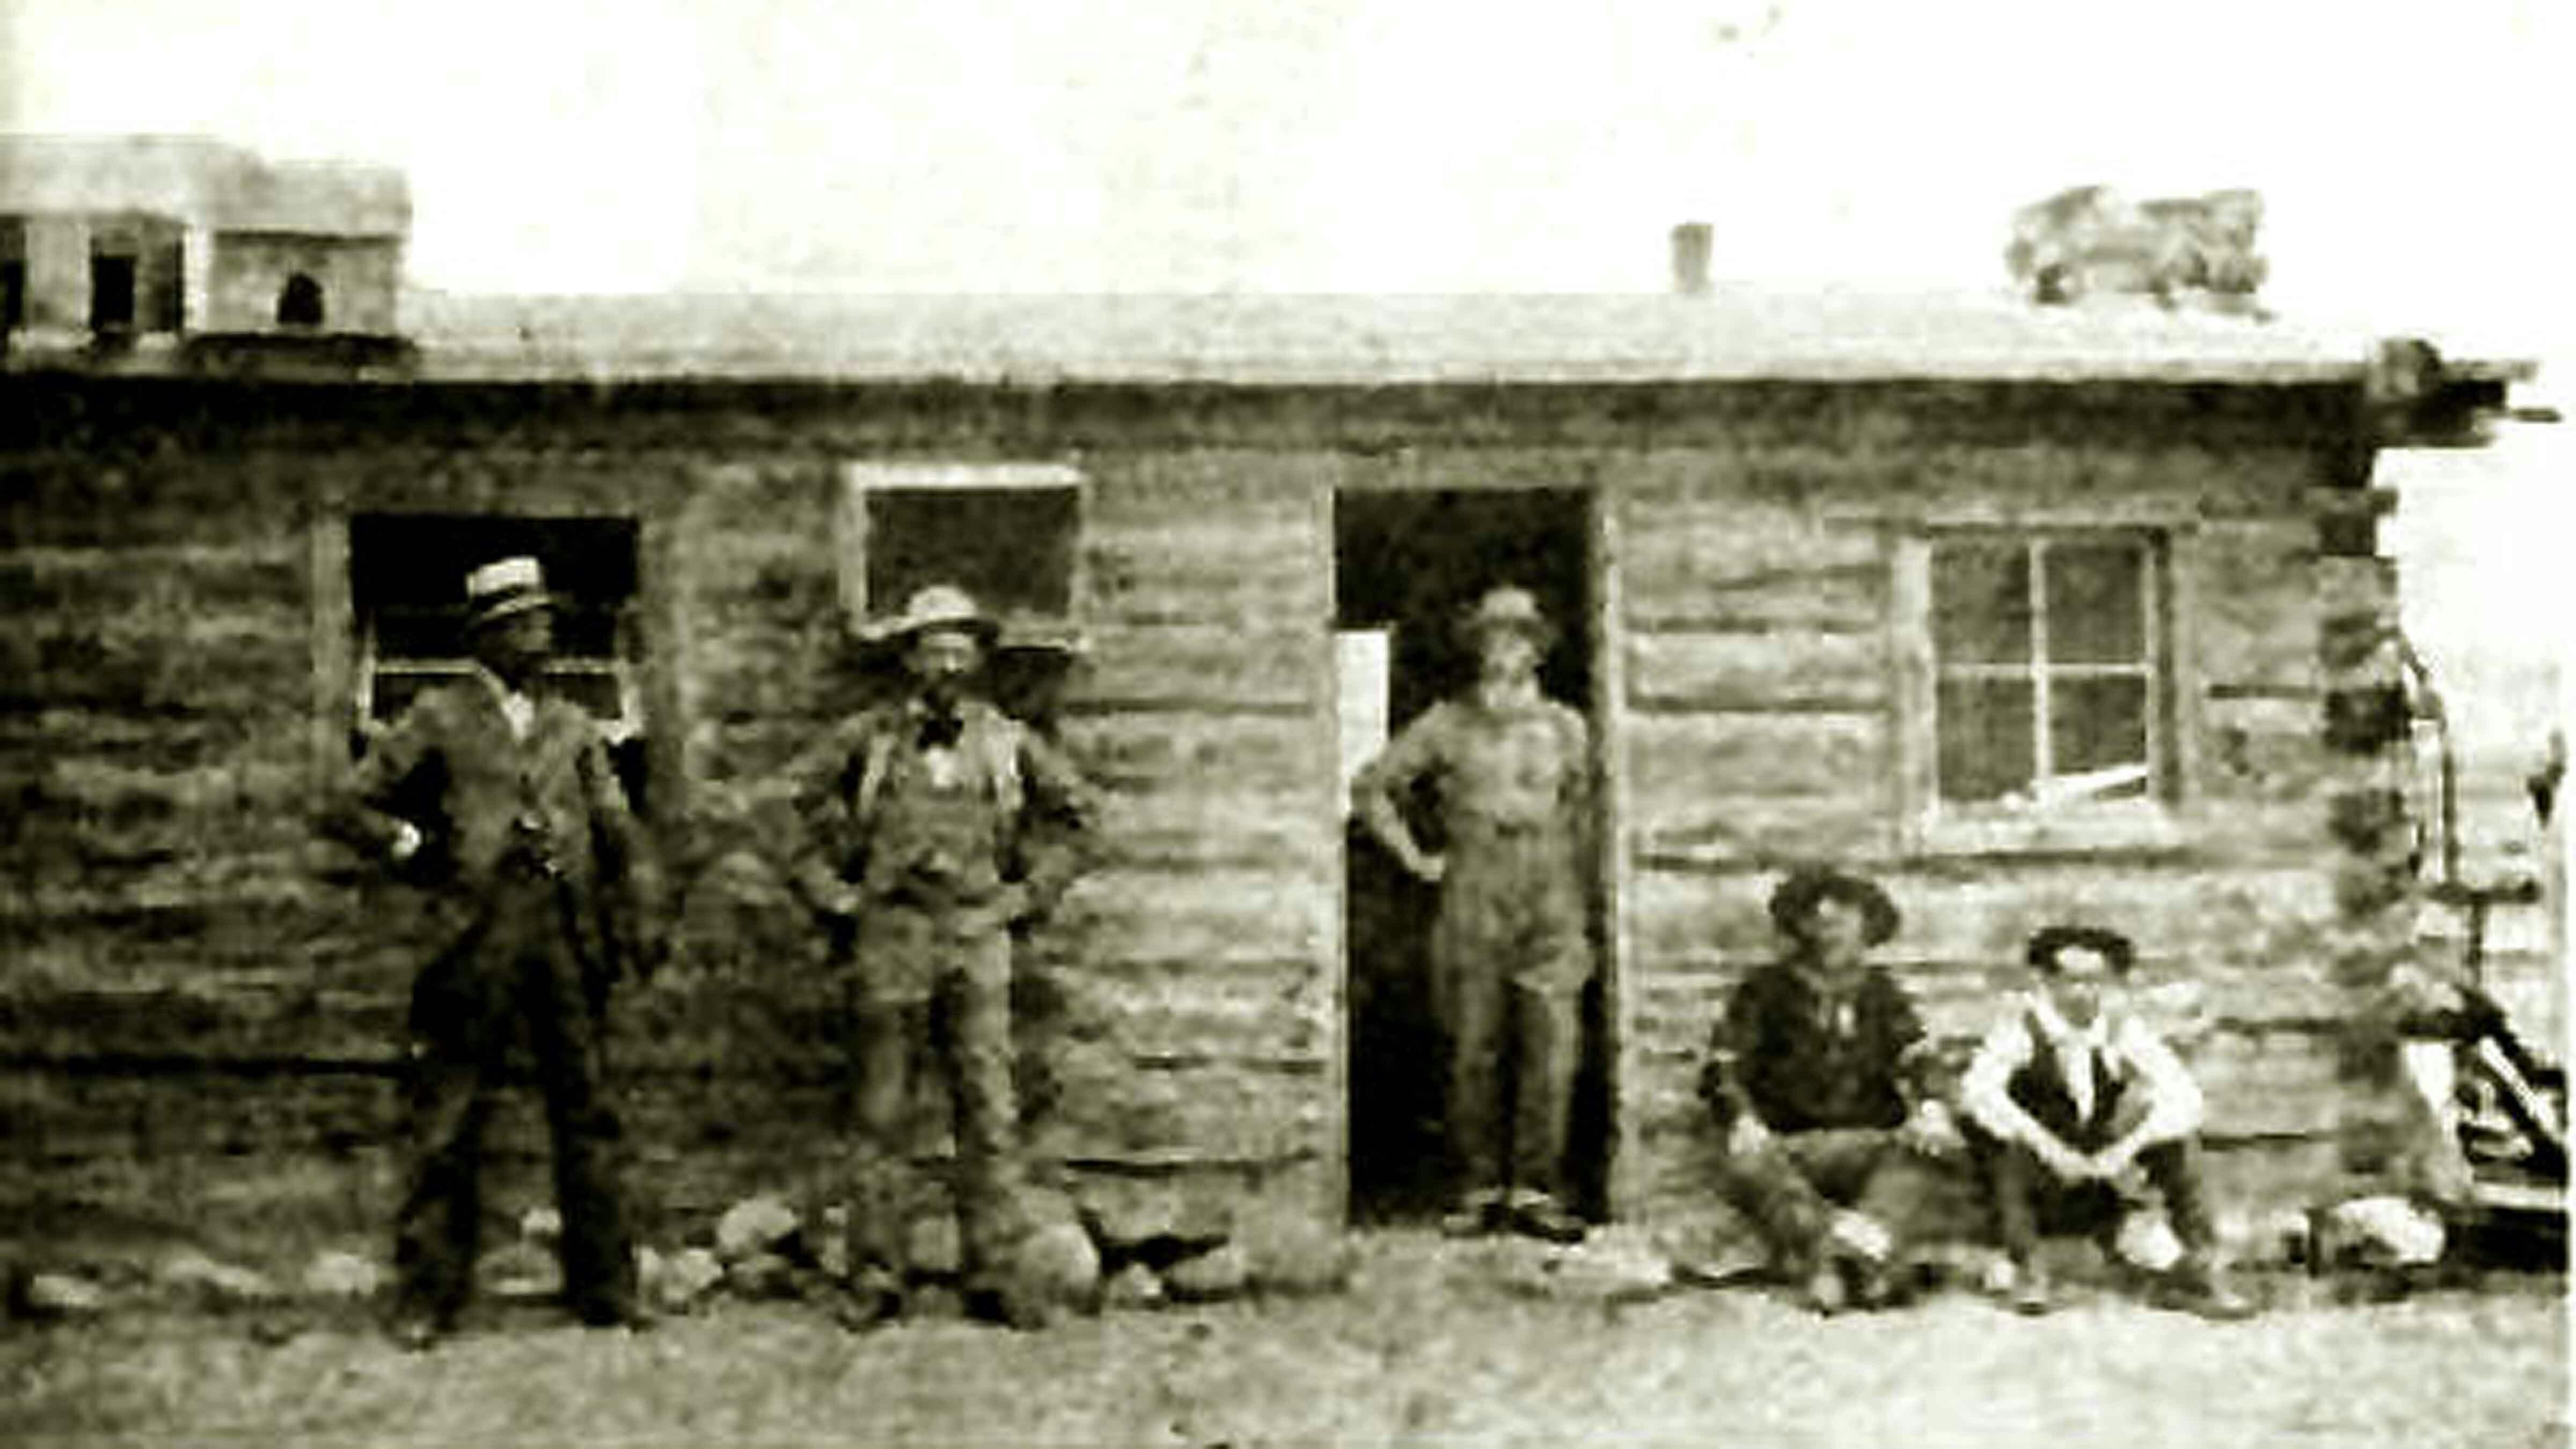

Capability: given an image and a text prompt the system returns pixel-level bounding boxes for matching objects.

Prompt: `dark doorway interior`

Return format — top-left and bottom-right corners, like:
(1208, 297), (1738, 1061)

(1336, 488), (1610, 1224)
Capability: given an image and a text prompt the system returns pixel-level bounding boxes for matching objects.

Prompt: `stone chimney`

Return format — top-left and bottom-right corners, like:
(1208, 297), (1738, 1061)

(1670, 222), (1712, 295)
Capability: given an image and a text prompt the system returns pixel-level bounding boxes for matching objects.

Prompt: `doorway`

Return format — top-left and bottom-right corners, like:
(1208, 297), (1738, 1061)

(1335, 488), (1611, 1224)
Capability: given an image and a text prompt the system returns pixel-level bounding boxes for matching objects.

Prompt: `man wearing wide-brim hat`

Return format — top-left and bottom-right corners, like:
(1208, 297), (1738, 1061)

(1958, 924), (2253, 1318)
(1696, 866), (1961, 1313)
(785, 583), (1096, 1329)
(1351, 584), (1597, 1245)
(324, 555), (664, 1347)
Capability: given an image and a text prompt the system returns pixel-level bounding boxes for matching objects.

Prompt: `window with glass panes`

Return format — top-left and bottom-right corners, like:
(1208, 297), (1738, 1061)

(1929, 532), (2167, 809)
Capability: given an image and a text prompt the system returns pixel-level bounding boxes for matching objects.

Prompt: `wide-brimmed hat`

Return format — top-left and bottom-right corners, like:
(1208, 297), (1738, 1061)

(1767, 866), (1901, 946)
(464, 555), (555, 630)
(1456, 586), (1555, 647)
(2026, 924), (2137, 977)
(869, 583), (1001, 648)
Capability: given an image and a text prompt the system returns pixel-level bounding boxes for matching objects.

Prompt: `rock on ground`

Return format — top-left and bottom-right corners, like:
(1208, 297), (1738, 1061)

(1102, 1262), (1166, 1310)
(1163, 1242), (1254, 1303)
(301, 1250), (387, 1300)
(155, 1250), (282, 1307)
(1010, 1221), (1102, 1314)
(16, 1271), (112, 1320)
(716, 1196), (804, 1262)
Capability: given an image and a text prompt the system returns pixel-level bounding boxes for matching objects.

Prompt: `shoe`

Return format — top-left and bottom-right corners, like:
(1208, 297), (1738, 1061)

(1439, 1194), (1505, 1240)
(1509, 1199), (1590, 1247)
(1802, 1258), (1853, 1316)
(2158, 1267), (2257, 1321)
(1995, 1262), (2053, 1316)
(577, 1301), (656, 1333)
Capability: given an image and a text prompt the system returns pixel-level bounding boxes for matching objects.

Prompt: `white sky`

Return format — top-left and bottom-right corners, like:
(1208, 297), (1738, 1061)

(5, 0), (2568, 752)
(2, 0), (2566, 338)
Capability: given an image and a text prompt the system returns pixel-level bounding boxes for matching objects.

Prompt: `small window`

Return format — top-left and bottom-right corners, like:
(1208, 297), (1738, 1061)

(277, 273), (325, 330)
(89, 252), (136, 333)
(1, 218), (24, 334)
(1901, 528), (2178, 849)
(348, 514), (650, 808)
(838, 463), (1084, 639)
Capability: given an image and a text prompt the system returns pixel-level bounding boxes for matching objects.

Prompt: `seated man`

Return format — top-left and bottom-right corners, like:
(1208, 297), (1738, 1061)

(1958, 924), (2254, 1319)
(1699, 868), (1962, 1313)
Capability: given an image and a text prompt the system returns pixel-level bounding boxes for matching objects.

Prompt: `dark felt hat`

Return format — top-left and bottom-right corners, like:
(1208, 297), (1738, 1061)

(2025, 924), (2138, 976)
(1767, 867), (1901, 947)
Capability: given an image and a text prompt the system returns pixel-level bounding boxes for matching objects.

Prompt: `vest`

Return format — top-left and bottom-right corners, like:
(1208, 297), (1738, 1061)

(847, 703), (1026, 905)
(2003, 1006), (2129, 1151)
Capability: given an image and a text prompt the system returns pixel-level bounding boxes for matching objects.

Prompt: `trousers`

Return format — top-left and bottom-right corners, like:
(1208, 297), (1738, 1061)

(394, 875), (636, 1326)
(1431, 830), (1590, 1203)
(1972, 1131), (2220, 1264)
(843, 908), (1028, 1281)
(1716, 1128), (1952, 1272)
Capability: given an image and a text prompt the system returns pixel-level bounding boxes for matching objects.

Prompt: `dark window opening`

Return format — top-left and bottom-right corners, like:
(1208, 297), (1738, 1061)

(277, 272), (325, 330)
(348, 513), (650, 811)
(89, 253), (136, 333)
(863, 486), (1078, 624)
(1, 218), (23, 335)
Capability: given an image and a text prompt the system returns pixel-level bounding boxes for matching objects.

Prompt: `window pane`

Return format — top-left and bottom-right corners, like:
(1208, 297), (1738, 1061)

(867, 488), (1077, 620)
(1932, 541), (2030, 664)
(1938, 678), (2034, 803)
(2043, 540), (2146, 663)
(2049, 675), (2150, 795)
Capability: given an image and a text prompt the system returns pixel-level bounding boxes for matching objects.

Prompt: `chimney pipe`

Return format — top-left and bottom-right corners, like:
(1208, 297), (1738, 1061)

(1670, 222), (1712, 295)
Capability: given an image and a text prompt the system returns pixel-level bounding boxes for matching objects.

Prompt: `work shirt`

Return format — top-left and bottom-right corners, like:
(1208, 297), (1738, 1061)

(1959, 991), (2205, 1155)
(1702, 960), (1928, 1135)
(1351, 688), (1592, 858)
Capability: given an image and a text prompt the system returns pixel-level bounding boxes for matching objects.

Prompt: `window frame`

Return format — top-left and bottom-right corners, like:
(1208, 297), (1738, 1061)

(835, 461), (1089, 648)
(1892, 520), (2199, 855)
(341, 514), (650, 754)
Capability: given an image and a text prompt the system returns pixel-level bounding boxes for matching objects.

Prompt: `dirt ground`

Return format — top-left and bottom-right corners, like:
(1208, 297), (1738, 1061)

(2, 1231), (2564, 1448)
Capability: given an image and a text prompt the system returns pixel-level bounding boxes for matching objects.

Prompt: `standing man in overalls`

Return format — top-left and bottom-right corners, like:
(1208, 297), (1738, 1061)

(789, 584), (1096, 1328)
(1352, 586), (1596, 1244)
(326, 556), (663, 1349)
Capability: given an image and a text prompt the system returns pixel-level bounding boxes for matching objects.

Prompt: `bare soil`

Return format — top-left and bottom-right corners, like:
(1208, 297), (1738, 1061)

(2, 1231), (2563, 1448)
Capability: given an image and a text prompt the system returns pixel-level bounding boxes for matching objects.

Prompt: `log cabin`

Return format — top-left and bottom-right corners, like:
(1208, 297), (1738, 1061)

(0, 289), (2532, 1249)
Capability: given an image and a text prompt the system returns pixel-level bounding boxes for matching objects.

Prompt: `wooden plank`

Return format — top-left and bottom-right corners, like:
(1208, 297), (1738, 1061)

(1038, 1053), (1331, 1162)
(1629, 860), (2341, 980)
(1060, 712), (1315, 792)
(1057, 865), (1330, 967)
(1055, 965), (1334, 1066)
(2194, 519), (2322, 694)
(1072, 622), (1319, 711)
(1620, 492), (1885, 631)
(1630, 793), (1892, 868)
(1626, 627), (1887, 711)
(1093, 782), (1333, 870)
(1627, 708), (1887, 802)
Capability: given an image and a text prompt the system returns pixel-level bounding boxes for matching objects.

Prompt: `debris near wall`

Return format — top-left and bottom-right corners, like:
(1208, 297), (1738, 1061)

(2006, 185), (2268, 314)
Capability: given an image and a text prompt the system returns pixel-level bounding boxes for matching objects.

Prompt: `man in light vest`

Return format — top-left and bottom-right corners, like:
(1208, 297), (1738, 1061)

(1959, 924), (2255, 1318)
(788, 584), (1095, 1328)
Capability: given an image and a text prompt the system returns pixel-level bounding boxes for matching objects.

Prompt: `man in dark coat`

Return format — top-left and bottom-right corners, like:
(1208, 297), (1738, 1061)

(787, 584), (1096, 1328)
(1699, 867), (1959, 1312)
(325, 556), (663, 1348)
(1958, 924), (2253, 1318)
(1351, 586), (1596, 1244)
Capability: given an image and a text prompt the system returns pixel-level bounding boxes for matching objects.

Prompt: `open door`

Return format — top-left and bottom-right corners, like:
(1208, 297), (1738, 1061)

(1335, 488), (1611, 1223)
